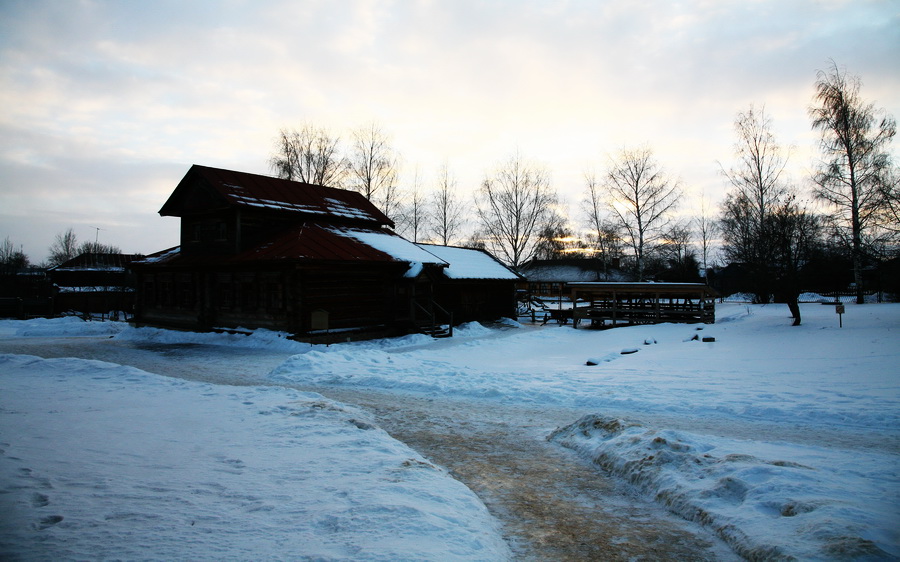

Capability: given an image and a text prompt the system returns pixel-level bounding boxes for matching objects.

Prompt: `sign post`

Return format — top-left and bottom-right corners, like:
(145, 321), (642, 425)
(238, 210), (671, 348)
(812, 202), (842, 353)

(835, 303), (845, 328)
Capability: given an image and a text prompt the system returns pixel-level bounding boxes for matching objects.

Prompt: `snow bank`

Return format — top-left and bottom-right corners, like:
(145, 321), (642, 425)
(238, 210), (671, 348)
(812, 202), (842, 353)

(548, 415), (898, 560)
(0, 354), (511, 561)
(0, 316), (127, 338)
(115, 324), (314, 353)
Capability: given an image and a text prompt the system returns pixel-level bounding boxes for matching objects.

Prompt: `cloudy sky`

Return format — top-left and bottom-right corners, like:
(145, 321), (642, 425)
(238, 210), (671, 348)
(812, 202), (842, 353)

(1, 0), (898, 262)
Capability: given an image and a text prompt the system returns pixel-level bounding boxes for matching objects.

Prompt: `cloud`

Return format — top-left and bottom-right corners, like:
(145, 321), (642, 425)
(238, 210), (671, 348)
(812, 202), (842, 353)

(0, 0), (897, 262)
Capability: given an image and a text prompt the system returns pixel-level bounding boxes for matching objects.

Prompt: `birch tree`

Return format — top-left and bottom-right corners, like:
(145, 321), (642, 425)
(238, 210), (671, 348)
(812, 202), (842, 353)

(603, 146), (681, 281)
(809, 61), (898, 303)
(397, 168), (428, 242)
(475, 152), (558, 269)
(269, 125), (346, 187)
(583, 171), (624, 277)
(719, 105), (791, 302)
(429, 164), (466, 246)
(348, 124), (402, 220)
(693, 193), (717, 275)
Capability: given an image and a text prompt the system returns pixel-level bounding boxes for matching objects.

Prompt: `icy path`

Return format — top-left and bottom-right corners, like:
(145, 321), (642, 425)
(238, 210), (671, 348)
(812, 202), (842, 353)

(300, 386), (735, 560)
(0, 336), (735, 560)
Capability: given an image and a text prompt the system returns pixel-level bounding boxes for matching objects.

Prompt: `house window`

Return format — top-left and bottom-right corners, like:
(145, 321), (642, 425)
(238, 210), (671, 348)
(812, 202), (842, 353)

(240, 282), (256, 311)
(266, 283), (283, 311)
(144, 281), (156, 307)
(178, 281), (194, 308)
(192, 221), (227, 242)
(159, 281), (173, 307)
(218, 282), (233, 310)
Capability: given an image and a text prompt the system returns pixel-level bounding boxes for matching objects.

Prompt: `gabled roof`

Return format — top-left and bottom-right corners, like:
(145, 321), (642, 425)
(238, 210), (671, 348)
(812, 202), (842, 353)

(246, 224), (446, 271)
(518, 258), (620, 282)
(159, 165), (393, 228)
(49, 253), (144, 272)
(416, 244), (522, 280)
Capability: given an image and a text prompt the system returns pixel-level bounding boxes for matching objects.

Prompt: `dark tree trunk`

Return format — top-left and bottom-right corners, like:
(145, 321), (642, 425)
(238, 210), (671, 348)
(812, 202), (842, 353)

(787, 297), (801, 326)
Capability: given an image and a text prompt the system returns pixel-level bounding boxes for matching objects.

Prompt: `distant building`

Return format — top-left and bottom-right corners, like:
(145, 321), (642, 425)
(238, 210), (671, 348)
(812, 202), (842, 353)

(47, 253), (141, 317)
(0, 266), (53, 319)
(517, 257), (626, 300)
(133, 165), (520, 341)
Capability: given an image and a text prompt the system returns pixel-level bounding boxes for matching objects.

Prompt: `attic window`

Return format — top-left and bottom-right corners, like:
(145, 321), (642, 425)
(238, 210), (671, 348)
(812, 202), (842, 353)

(192, 221), (227, 242)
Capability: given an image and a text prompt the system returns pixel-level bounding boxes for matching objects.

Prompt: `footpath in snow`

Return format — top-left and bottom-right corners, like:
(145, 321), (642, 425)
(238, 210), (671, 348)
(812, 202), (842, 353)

(1, 301), (898, 560)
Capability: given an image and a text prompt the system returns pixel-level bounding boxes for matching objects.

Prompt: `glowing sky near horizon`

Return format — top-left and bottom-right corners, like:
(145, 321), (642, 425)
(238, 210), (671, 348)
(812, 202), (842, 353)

(1, 0), (898, 262)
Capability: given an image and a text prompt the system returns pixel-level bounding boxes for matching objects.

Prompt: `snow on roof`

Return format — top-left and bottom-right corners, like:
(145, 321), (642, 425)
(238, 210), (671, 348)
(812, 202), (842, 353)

(225, 193), (376, 222)
(49, 253), (143, 272)
(520, 265), (593, 282)
(417, 244), (520, 280)
(134, 247), (180, 265)
(330, 228), (447, 277)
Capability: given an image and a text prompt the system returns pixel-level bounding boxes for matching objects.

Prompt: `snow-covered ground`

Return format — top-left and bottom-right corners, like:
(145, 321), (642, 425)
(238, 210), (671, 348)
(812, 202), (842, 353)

(0, 354), (510, 560)
(1, 301), (898, 560)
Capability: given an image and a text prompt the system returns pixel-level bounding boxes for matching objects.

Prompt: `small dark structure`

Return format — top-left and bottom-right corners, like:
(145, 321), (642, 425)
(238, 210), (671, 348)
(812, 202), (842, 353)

(133, 165), (519, 340)
(418, 244), (522, 324)
(48, 253), (141, 317)
(517, 258), (624, 299)
(570, 282), (717, 328)
(0, 267), (53, 319)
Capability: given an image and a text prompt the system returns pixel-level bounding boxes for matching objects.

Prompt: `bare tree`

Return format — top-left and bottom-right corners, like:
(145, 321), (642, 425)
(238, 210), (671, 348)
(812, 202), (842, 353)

(428, 164), (466, 246)
(348, 123), (402, 220)
(719, 105), (792, 302)
(603, 146), (681, 281)
(1, 237), (16, 264)
(659, 221), (695, 271)
(269, 125), (346, 187)
(693, 193), (718, 275)
(810, 60), (898, 303)
(475, 152), (559, 269)
(1, 237), (29, 274)
(397, 167), (428, 242)
(880, 166), (900, 233)
(532, 210), (571, 260)
(79, 240), (121, 255)
(47, 228), (121, 268)
(768, 196), (823, 325)
(583, 171), (624, 276)
(48, 228), (79, 267)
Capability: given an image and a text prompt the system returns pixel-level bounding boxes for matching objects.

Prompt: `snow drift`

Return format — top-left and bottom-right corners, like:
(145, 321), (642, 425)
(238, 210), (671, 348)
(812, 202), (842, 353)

(549, 414), (897, 560)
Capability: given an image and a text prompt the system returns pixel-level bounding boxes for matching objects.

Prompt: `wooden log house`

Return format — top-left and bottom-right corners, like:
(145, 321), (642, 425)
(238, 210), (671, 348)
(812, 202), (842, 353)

(132, 165), (519, 341)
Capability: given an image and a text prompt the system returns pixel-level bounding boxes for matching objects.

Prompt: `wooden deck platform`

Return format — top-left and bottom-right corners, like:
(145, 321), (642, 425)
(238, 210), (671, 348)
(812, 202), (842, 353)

(569, 282), (716, 328)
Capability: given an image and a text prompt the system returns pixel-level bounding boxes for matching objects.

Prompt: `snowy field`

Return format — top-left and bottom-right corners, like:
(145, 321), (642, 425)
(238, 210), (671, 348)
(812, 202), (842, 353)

(1, 301), (898, 560)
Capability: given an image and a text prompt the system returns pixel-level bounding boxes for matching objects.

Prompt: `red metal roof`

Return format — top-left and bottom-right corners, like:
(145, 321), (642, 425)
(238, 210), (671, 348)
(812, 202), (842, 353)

(242, 224), (401, 263)
(160, 165), (393, 227)
(135, 223), (444, 268)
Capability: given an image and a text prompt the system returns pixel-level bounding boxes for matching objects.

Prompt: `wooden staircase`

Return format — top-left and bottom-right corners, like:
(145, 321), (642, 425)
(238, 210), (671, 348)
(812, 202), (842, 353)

(412, 299), (454, 338)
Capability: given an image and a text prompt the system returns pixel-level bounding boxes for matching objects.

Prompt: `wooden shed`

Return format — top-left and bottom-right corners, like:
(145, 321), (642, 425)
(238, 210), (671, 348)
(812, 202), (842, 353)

(569, 282), (716, 328)
(417, 244), (522, 324)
